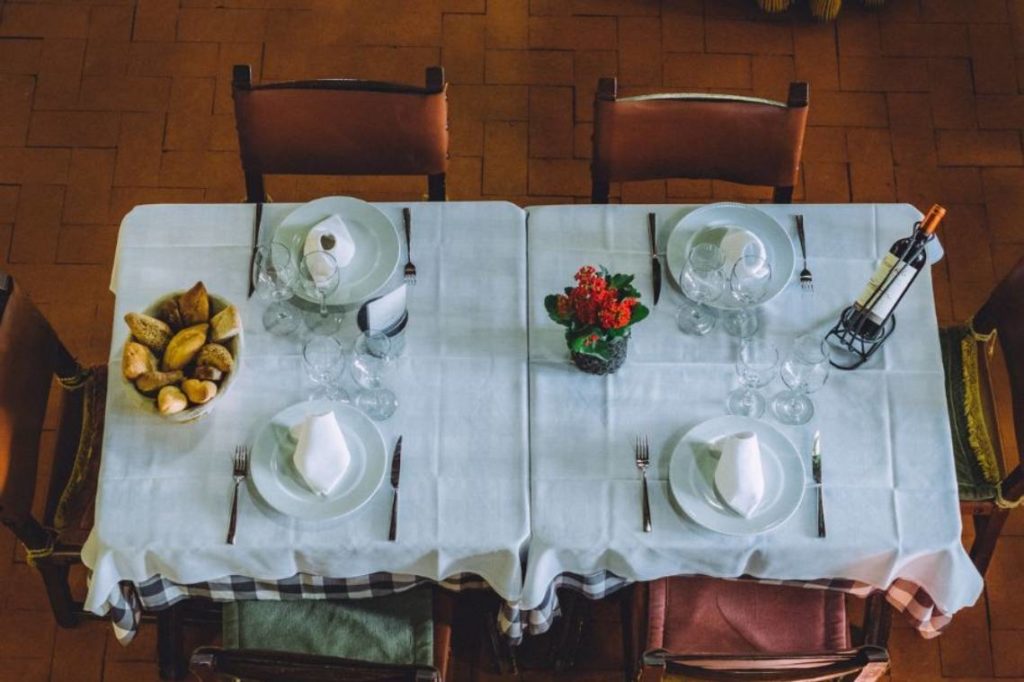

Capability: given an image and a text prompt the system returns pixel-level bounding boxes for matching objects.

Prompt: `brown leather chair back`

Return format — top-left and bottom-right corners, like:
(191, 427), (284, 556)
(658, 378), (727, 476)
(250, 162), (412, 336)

(0, 272), (77, 522)
(642, 646), (889, 682)
(232, 65), (449, 203)
(973, 257), (1024, 497)
(591, 79), (809, 204)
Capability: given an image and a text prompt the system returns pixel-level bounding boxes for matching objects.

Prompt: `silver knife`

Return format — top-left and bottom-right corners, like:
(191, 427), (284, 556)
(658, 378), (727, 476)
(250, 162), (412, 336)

(812, 431), (825, 538)
(388, 436), (402, 541)
(648, 212), (661, 305)
(246, 202), (263, 298)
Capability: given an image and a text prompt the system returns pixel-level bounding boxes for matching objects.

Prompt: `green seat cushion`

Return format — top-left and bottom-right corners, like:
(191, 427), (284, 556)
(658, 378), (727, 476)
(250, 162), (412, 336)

(223, 588), (434, 667)
(939, 326), (1000, 502)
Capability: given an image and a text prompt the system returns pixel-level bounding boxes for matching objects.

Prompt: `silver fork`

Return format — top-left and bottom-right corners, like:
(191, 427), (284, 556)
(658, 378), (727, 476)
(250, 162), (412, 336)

(635, 436), (652, 533)
(795, 214), (812, 292)
(402, 207), (416, 285)
(226, 445), (249, 545)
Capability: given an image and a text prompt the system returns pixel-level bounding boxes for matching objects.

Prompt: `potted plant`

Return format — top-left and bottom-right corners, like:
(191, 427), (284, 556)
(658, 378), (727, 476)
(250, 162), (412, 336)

(545, 266), (649, 375)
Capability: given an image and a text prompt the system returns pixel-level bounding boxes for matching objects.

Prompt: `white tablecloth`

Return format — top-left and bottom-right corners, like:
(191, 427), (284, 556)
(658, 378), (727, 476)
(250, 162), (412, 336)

(522, 203), (984, 620)
(83, 201), (530, 614)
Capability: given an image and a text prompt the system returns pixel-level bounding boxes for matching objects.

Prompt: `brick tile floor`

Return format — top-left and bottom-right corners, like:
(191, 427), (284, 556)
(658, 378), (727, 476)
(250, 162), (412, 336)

(1, 0), (1023, 679)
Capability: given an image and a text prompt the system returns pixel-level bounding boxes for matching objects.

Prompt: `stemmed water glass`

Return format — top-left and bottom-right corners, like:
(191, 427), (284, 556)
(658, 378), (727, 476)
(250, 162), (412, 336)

(298, 250), (343, 336)
(351, 331), (398, 421)
(302, 336), (349, 401)
(252, 242), (300, 336)
(722, 255), (773, 338)
(771, 335), (831, 425)
(726, 338), (780, 418)
(676, 243), (726, 336)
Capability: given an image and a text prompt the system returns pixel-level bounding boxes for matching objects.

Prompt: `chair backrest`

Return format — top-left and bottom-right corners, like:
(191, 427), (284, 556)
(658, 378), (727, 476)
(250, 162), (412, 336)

(189, 647), (439, 682)
(231, 65), (449, 203)
(642, 646), (889, 682)
(591, 79), (809, 204)
(0, 272), (78, 525)
(973, 256), (1024, 497)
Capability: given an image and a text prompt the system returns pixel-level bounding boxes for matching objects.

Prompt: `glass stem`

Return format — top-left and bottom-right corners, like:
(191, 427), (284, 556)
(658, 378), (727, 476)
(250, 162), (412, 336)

(319, 291), (327, 318)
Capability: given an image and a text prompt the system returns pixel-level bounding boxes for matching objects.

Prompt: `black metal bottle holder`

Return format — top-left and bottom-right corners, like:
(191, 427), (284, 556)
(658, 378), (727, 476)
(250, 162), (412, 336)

(825, 222), (931, 370)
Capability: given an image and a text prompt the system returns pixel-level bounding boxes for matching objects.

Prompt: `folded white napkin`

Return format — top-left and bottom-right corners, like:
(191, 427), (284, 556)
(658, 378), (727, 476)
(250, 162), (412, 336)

(714, 431), (765, 518)
(304, 214), (356, 282)
(366, 284), (407, 331)
(291, 412), (352, 496)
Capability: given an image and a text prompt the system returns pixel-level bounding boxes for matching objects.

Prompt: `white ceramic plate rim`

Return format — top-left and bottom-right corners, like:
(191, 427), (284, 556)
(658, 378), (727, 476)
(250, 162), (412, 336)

(665, 203), (796, 310)
(668, 415), (805, 536)
(275, 196), (401, 307)
(250, 400), (387, 521)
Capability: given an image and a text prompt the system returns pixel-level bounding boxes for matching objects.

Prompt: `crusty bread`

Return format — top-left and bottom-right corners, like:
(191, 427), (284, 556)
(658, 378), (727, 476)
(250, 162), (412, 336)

(209, 305), (241, 342)
(136, 370), (184, 394)
(122, 342), (157, 380)
(125, 313), (172, 352)
(182, 378), (218, 405)
(196, 343), (233, 373)
(157, 298), (185, 331)
(162, 323), (209, 371)
(157, 386), (188, 415)
(193, 365), (223, 382)
(179, 281), (210, 326)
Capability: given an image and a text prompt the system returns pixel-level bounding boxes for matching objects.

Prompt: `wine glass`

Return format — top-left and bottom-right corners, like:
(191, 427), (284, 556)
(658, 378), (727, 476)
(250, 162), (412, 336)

(252, 242), (300, 336)
(676, 243), (726, 336)
(351, 331), (398, 421)
(722, 255), (772, 338)
(298, 250), (343, 336)
(770, 335), (830, 425)
(302, 336), (349, 401)
(726, 338), (779, 418)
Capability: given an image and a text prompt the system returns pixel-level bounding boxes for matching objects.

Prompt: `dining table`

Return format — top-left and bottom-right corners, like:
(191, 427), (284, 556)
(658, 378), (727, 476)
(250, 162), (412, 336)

(83, 199), (984, 647)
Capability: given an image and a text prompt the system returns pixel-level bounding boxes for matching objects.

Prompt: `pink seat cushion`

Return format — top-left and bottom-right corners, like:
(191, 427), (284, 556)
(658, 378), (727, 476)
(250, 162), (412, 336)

(648, 577), (850, 654)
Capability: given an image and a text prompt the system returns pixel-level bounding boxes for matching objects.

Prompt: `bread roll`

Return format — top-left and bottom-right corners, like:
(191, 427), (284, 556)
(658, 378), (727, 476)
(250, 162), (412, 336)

(125, 313), (172, 353)
(157, 386), (188, 415)
(209, 305), (241, 342)
(179, 281), (210, 325)
(122, 342), (157, 380)
(162, 323), (209, 371)
(193, 365), (223, 382)
(182, 378), (218, 405)
(157, 298), (184, 331)
(196, 343), (233, 373)
(136, 370), (184, 394)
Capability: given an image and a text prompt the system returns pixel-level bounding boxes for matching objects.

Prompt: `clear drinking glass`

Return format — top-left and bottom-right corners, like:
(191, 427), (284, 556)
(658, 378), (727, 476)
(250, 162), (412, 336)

(298, 250), (343, 336)
(302, 336), (349, 401)
(771, 335), (831, 425)
(722, 255), (773, 338)
(351, 331), (398, 421)
(726, 338), (780, 418)
(676, 243), (726, 336)
(252, 242), (300, 336)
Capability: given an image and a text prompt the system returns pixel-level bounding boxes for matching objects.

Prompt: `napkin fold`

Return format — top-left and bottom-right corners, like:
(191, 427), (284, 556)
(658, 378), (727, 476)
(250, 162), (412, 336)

(304, 215), (356, 282)
(714, 431), (765, 518)
(291, 412), (351, 496)
(719, 227), (768, 271)
(366, 284), (407, 332)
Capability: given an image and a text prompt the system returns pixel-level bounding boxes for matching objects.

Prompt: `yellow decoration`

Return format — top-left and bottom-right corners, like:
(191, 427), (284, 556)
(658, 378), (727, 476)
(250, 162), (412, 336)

(809, 0), (843, 20)
(756, 0), (793, 12)
(958, 324), (1000, 486)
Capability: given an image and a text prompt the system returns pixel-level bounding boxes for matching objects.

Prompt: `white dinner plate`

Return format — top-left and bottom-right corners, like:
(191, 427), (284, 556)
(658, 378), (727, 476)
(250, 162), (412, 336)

(668, 416), (805, 536)
(249, 400), (387, 521)
(665, 203), (796, 310)
(274, 196), (401, 307)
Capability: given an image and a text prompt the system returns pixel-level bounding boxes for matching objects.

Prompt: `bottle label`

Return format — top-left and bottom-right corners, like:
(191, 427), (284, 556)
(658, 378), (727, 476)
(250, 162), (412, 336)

(855, 253), (916, 324)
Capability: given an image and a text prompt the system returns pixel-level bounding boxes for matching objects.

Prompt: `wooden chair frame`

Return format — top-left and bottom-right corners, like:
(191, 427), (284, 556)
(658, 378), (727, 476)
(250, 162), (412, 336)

(190, 647), (440, 682)
(955, 256), (1024, 575)
(590, 78), (809, 205)
(640, 645), (889, 682)
(232, 65), (448, 203)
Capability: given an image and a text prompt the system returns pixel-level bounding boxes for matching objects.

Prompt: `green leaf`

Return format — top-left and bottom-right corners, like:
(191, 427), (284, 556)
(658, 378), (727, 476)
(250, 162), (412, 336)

(630, 304), (650, 325)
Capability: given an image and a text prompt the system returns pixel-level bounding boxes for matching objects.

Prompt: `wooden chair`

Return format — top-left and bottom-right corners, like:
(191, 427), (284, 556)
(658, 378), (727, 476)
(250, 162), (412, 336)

(189, 587), (454, 682)
(0, 270), (107, 628)
(0, 270), (195, 680)
(629, 577), (889, 682)
(590, 79), (809, 204)
(231, 65), (449, 203)
(940, 256), (1024, 576)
